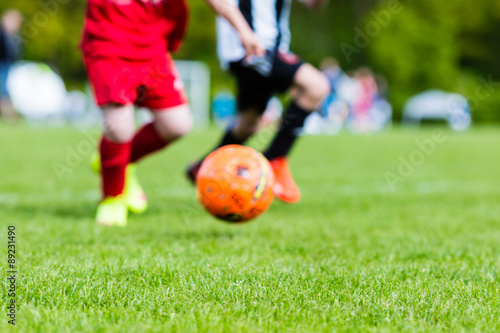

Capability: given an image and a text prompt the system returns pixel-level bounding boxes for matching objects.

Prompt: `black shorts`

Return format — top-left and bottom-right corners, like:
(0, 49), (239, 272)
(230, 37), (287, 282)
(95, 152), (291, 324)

(229, 50), (303, 114)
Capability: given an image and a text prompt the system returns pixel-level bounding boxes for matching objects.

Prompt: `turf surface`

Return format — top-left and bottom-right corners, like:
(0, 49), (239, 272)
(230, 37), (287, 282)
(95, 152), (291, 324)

(1, 124), (500, 332)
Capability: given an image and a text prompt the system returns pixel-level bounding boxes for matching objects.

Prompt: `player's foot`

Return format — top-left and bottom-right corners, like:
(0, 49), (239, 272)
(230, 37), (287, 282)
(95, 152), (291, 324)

(186, 161), (201, 185)
(90, 153), (147, 213)
(95, 196), (127, 227)
(269, 157), (301, 204)
(90, 151), (101, 174)
(124, 164), (148, 214)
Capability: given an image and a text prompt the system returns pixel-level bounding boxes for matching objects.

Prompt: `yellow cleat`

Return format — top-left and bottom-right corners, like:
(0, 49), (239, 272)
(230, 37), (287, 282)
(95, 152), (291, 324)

(90, 153), (148, 214)
(95, 196), (128, 227)
(124, 164), (148, 214)
(90, 151), (101, 174)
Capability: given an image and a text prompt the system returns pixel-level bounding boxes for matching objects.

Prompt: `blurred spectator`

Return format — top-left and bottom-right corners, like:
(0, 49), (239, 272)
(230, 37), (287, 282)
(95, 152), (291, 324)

(306, 60), (393, 135)
(350, 67), (378, 130)
(320, 57), (344, 91)
(0, 9), (23, 122)
(348, 67), (393, 133)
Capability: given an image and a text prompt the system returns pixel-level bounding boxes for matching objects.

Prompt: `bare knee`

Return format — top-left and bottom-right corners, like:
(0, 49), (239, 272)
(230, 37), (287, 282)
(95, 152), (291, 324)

(307, 74), (330, 104)
(167, 113), (193, 140)
(294, 64), (331, 110)
(102, 104), (136, 142)
(153, 105), (193, 142)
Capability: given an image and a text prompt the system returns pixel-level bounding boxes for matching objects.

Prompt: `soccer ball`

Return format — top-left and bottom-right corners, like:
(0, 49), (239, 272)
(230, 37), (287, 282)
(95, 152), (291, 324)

(196, 145), (274, 223)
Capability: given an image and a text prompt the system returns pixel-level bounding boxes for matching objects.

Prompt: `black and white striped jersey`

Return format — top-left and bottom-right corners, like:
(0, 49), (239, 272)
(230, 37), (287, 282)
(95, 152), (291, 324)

(217, 0), (293, 66)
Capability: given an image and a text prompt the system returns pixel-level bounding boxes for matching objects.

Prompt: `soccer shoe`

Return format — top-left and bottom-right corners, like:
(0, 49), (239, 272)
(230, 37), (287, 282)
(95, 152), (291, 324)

(269, 157), (301, 204)
(95, 196), (128, 227)
(90, 151), (101, 174)
(185, 161), (201, 185)
(90, 153), (147, 214)
(124, 164), (148, 214)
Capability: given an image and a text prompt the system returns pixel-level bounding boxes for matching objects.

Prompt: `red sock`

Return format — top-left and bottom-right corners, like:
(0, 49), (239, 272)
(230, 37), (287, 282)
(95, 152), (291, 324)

(100, 136), (131, 198)
(130, 122), (169, 163)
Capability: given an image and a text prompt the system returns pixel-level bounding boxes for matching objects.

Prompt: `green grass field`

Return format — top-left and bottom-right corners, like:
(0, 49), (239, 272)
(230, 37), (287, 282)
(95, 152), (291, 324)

(1, 124), (500, 332)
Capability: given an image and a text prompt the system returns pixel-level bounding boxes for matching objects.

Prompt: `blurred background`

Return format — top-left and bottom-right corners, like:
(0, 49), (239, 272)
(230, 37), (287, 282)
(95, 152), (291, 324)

(0, 0), (499, 131)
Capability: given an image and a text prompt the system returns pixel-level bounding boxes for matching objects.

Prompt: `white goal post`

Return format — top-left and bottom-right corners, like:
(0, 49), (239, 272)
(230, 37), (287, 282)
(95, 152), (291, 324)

(174, 60), (211, 129)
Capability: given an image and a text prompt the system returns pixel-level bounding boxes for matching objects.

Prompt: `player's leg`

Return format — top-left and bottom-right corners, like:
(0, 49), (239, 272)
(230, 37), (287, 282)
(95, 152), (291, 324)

(130, 53), (191, 164)
(90, 110), (153, 216)
(231, 108), (262, 141)
(96, 103), (136, 226)
(208, 106), (262, 154)
(265, 63), (330, 160)
(115, 55), (191, 214)
(131, 54), (191, 164)
(264, 57), (330, 203)
(186, 61), (271, 183)
(123, 104), (192, 213)
(129, 104), (192, 163)
(84, 55), (144, 226)
(185, 107), (261, 183)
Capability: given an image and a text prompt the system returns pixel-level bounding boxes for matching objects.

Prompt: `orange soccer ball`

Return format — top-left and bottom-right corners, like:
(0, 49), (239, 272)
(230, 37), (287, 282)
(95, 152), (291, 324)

(196, 145), (275, 223)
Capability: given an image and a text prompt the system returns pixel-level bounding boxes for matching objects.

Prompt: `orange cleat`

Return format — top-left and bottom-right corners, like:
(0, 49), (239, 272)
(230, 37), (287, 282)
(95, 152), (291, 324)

(269, 157), (301, 204)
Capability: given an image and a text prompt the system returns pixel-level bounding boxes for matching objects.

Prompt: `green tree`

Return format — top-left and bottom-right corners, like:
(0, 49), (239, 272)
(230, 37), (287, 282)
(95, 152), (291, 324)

(2, 0), (498, 121)
(365, 0), (500, 120)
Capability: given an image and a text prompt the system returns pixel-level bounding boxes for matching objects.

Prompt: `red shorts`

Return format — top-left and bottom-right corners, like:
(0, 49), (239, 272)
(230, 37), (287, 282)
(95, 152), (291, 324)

(84, 54), (187, 110)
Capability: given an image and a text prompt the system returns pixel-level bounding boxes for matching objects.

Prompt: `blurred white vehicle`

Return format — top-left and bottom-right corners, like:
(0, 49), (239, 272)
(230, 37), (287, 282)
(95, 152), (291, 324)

(7, 62), (67, 120)
(402, 90), (472, 131)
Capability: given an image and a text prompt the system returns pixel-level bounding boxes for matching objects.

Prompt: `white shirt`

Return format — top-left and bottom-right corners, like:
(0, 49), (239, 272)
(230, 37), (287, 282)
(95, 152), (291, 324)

(217, 0), (293, 67)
